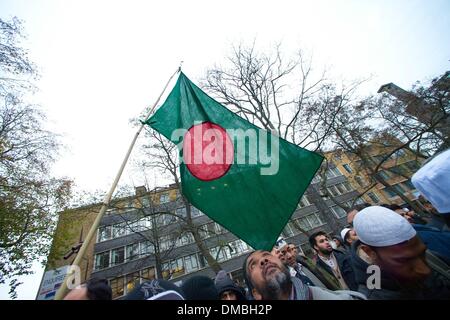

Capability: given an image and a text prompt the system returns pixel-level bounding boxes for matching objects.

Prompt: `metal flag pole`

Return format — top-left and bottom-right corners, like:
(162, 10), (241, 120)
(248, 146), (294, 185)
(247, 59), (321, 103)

(54, 66), (181, 300)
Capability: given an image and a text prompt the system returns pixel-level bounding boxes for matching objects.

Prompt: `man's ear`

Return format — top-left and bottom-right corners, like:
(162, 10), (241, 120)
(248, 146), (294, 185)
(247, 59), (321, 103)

(252, 288), (262, 300)
(360, 244), (377, 264)
(313, 244), (318, 253)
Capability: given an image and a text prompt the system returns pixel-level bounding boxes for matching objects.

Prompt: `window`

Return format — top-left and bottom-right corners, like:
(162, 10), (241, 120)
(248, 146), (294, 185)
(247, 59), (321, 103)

(159, 235), (172, 251)
(393, 183), (406, 193)
(162, 213), (176, 225)
(98, 225), (112, 242)
(392, 149), (406, 158)
(330, 206), (346, 218)
(140, 196), (151, 208)
(159, 193), (170, 203)
(367, 192), (380, 203)
(298, 195), (311, 208)
(126, 243), (140, 261)
(191, 206), (203, 217)
(111, 247), (125, 265)
(198, 224), (209, 239)
(170, 258), (185, 276)
(326, 167), (341, 179)
(214, 222), (227, 234)
(140, 241), (154, 255)
(404, 161), (420, 171)
(297, 217), (312, 231)
(330, 167), (341, 177)
(127, 220), (141, 233)
(327, 185), (339, 197)
(95, 251), (110, 270)
(176, 207), (187, 219)
(335, 183), (346, 195)
(282, 223), (295, 238)
(139, 216), (152, 230)
(126, 272), (140, 294)
(376, 171), (390, 180)
(141, 267), (156, 282)
(113, 223), (127, 238)
(383, 187), (398, 198)
(210, 246), (227, 262)
(342, 181), (353, 192)
(184, 254), (199, 273)
(311, 175), (321, 184)
(403, 179), (416, 190)
(390, 165), (406, 176)
(306, 213), (323, 228)
(198, 253), (208, 268)
(162, 262), (171, 279)
(355, 176), (364, 187)
(110, 276), (124, 299)
(342, 164), (353, 173)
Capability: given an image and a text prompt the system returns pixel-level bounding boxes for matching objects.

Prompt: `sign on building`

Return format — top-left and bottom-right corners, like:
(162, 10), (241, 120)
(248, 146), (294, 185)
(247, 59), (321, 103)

(36, 265), (70, 300)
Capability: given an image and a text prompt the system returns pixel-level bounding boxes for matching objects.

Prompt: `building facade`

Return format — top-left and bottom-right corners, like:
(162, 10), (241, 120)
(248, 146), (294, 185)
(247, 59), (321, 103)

(326, 144), (424, 208)
(40, 164), (371, 300)
(87, 165), (363, 299)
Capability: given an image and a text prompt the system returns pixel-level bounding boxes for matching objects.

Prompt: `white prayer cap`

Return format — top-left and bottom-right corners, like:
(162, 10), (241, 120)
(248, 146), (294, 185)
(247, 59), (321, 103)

(412, 149), (450, 214)
(353, 206), (416, 247)
(274, 236), (288, 249)
(340, 228), (351, 241)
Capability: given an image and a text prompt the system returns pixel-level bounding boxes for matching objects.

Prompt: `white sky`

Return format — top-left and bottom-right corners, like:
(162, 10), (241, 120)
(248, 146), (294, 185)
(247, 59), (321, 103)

(0, 0), (449, 299)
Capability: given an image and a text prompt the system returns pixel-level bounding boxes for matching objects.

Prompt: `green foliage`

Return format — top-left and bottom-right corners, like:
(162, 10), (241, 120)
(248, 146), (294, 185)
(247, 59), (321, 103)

(0, 17), (73, 298)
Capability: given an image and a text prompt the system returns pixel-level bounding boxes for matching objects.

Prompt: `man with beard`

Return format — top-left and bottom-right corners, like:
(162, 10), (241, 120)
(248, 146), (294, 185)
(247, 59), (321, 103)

(351, 206), (450, 299)
(309, 231), (358, 290)
(273, 238), (316, 287)
(242, 250), (365, 300)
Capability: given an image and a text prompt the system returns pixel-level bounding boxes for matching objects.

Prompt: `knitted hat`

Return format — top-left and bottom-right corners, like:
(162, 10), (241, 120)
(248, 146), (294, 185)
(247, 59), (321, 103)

(214, 270), (246, 300)
(181, 275), (219, 300)
(123, 279), (184, 300)
(354, 206), (416, 247)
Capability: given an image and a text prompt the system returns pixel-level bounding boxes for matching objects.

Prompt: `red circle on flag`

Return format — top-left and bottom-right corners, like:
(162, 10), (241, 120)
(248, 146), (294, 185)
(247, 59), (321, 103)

(183, 122), (234, 181)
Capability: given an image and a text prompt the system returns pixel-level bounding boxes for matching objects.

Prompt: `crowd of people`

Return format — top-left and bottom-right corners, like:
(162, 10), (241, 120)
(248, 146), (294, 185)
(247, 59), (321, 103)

(63, 149), (450, 300)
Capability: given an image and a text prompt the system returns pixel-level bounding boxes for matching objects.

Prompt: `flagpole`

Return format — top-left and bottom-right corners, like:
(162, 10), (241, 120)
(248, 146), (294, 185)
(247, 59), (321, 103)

(54, 66), (181, 300)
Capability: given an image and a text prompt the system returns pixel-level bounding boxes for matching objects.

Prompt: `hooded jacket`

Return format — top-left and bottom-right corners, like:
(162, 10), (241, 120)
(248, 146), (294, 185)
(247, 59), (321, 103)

(214, 270), (246, 300)
(351, 240), (450, 300)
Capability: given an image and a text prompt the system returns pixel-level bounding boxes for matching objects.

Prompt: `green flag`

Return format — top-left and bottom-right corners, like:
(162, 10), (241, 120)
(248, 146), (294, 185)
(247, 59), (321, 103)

(145, 72), (323, 250)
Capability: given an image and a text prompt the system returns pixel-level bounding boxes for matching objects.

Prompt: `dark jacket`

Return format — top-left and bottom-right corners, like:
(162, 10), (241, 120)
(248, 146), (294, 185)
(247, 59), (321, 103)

(296, 256), (340, 290)
(314, 250), (358, 291)
(350, 240), (450, 300)
(414, 224), (450, 265)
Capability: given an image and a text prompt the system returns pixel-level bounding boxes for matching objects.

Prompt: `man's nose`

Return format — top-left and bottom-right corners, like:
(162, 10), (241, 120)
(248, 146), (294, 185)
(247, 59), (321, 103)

(260, 257), (269, 266)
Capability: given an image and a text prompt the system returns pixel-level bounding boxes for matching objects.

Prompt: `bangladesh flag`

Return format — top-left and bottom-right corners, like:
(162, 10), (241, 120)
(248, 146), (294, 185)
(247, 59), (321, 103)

(144, 72), (323, 250)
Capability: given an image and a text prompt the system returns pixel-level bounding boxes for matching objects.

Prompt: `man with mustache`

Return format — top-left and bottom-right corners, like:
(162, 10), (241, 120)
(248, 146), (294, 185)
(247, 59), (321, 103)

(351, 206), (450, 299)
(242, 249), (365, 300)
(309, 231), (358, 290)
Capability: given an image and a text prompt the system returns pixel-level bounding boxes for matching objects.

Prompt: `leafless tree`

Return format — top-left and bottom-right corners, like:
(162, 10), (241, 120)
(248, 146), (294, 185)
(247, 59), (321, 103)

(202, 42), (369, 235)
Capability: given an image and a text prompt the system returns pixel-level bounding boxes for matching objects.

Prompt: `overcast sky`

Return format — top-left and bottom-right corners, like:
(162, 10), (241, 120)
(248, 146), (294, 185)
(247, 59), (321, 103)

(0, 0), (449, 299)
